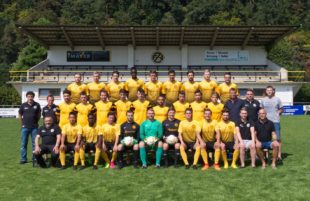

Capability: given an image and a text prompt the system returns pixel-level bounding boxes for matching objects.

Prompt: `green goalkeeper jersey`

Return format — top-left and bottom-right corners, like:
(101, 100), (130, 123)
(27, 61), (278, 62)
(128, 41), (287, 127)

(140, 119), (163, 141)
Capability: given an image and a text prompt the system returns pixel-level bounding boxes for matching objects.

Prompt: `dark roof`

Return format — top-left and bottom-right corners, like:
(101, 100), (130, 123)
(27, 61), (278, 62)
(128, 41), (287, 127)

(17, 25), (299, 49)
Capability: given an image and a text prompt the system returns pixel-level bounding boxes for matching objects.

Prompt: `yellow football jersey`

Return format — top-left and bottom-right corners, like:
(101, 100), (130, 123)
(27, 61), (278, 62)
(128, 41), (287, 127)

(201, 119), (217, 142)
(216, 121), (236, 143)
(115, 100), (132, 124)
(207, 102), (224, 122)
(161, 81), (182, 104)
(75, 103), (95, 127)
(153, 105), (169, 122)
(173, 101), (190, 121)
(181, 81), (200, 103)
(178, 120), (201, 143)
(106, 81), (125, 102)
(199, 80), (218, 102)
(62, 123), (82, 143)
(100, 123), (120, 143)
(190, 101), (208, 123)
(56, 102), (76, 129)
(87, 82), (106, 102)
(82, 125), (101, 143)
(132, 100), (150, 125)
(145, 81), (162, 104)
(94, 101), (113, 126)
(124, 78), (145, 101)
(216, 83), (239, 104)
(67, 82), (87, 104)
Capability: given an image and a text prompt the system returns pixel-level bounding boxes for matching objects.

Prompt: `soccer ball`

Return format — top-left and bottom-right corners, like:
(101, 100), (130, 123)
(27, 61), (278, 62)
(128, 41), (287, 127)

(145, 136), (157, 146)
(123, 136), (134, 146)
(166, 135), (178, 145)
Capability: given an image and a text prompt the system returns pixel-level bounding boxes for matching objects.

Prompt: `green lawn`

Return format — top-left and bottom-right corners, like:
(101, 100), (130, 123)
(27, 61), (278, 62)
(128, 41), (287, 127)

(0, 116), (309, 201)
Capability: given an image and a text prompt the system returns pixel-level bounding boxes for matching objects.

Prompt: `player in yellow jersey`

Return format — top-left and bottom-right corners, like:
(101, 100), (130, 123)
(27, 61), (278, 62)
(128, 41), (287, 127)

(216, 109), (240, 169)
(86, 72), (106, 103)
(56, 89), (76, 129)
(124, 67), (145, 101)
(153, 95), (169, 122)
(173, 91), (190, 121)
(79, 113), (102, 169)
(196, 109), (221, 170)
(100, 112), (120, 169)
(207, 93), (224, 121)
(178, 108), (201, 169)
(181, 70), (200, 103)
(75, 92), (96, 127)
(132, 88), (150, 124)
(94, 90), (113, 126)
(161, 70), (182, 106)
(59, 112), (83, 170)
(115, 89), (132, 124)
(67, 73), (87, 104)
(145, 70), (162, 105)
(216, 72), (239, 104)
(199, 69), (218, 102)
(106, 71), (125, 102)
(190, 90), (207, 124)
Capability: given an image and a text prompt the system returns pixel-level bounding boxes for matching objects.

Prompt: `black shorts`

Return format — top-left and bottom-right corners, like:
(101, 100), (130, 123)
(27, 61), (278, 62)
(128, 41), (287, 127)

(205, 141), (215, 151)
(223, 142), (235, 151)
(65, 143), (76, 153)
(85, 143), (96, 153)
(105, 142), (115, 151)
(185, 142), (196, 150)
(39, 144), (58, 156)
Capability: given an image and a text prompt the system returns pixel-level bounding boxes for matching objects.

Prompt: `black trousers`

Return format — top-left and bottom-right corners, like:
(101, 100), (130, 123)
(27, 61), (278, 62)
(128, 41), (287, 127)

(34, 144), (58, 167)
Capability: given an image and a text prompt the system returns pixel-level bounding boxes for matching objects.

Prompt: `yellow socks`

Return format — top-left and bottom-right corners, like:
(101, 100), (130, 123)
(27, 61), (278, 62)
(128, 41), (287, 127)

(201, 148), (209, 164)
(60, 150), (66, 166)
(102, 152), (110, 163)
(111, 152), (117, 162)
(79, 148), (85, 166)
(193, 147), (201, 165)
(73, 151), (80, 166)
(180, 146), (189, 165)
(222, 151), (228, 168)
(232, 150), (240, 168)
(94, 147), (101, 165)
(214, 149), (220, 164)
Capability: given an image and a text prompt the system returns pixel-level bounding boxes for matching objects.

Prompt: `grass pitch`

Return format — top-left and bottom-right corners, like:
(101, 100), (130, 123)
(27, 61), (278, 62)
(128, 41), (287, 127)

(0, 116), (309, 201)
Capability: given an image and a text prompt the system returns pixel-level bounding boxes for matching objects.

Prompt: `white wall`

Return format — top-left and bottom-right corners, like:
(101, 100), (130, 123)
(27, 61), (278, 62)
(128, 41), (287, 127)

(48, 46), (128, 66)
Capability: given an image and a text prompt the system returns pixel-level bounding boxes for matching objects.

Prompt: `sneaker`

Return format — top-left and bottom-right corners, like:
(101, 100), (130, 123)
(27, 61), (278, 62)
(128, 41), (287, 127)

(231, 164), (238, 169)
(104, 163), (110, 169)
(192, 165), (198, 170)
(110, 162), (116, 169)
(224, 163), (229, 169)
(93, 165), (98, 170)
(185, 164), (190, 169)
(80, 166), (85, 170)
(214, 164), (221, 171)
(142, 164), (147, 169)
(20, 161), (27, 164)
(156, 164), (160, 169)
(73, 165), (78, 170)
(201, 164), (209, 171)
(60, 166), (66, 170)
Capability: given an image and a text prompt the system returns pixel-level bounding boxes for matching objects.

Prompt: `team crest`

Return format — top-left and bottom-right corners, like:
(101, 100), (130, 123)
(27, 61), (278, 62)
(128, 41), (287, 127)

(132, 125), (136, 129)
(253, 104), (257, 107)
(192, 125), (196, 129)
(247, 123), (250, 127)
(174, 123), (178, 127)
(51, 129), (54, 132)
(34, 105), (37, 109)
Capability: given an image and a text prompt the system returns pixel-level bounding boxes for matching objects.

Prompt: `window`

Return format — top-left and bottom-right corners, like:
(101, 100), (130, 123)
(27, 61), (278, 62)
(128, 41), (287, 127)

(39, 88), (61, 99)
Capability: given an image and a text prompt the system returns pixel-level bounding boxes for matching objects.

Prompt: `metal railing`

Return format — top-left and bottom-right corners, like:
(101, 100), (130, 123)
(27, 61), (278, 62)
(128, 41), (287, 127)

(9, 70), (305, 83)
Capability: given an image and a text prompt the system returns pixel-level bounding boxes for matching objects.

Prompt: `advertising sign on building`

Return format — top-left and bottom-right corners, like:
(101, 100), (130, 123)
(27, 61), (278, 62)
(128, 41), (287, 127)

(205, 50), (249, 62)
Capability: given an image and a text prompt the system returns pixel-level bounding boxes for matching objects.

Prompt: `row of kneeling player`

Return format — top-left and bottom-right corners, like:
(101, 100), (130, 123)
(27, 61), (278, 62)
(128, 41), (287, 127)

(33, 106), (280, 170)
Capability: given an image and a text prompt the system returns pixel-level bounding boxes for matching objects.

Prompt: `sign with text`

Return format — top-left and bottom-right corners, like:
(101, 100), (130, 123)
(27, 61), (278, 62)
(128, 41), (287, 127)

(205, 50), (249, 62)
(282, 105), (304, 115)
(0, 108), (19, 118)
(67, 51), (110, 62)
